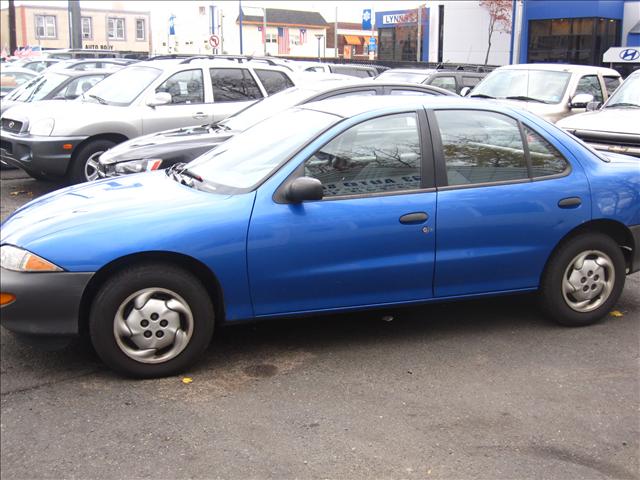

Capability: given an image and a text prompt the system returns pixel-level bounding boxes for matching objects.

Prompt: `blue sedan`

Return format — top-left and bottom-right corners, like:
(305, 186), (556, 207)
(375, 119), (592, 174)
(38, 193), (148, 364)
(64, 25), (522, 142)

(1, 96), (639, 378)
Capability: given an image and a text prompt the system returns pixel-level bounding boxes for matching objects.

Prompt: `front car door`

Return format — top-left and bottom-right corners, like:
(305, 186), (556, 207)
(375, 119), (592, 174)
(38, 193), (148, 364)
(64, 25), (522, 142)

(209, 67), (264, 123)
(247, 109), (438, 316)
(141, 68), (211, 134)
(428, 108), (591, 297)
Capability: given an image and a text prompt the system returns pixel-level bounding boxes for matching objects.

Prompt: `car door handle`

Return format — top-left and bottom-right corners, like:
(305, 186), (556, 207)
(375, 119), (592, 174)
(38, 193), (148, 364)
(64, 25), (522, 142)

(192, 112), (208, 119)
(558, 197), (582, 208)
(399, 212), (429, 224)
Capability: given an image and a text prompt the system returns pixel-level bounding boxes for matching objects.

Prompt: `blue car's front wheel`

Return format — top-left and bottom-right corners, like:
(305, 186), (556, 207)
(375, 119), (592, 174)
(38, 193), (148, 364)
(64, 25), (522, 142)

(89, 262), (215, 378)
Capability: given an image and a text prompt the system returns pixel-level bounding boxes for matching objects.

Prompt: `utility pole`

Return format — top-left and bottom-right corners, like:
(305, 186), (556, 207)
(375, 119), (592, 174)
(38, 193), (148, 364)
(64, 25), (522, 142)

(238, 0), (244, 55)
(263, 8), (267, 55)
(8, 0), (17, 53)
(416, 6), (422, 62)
(334, 6), (337, 58)
(68, 0), (82, 49)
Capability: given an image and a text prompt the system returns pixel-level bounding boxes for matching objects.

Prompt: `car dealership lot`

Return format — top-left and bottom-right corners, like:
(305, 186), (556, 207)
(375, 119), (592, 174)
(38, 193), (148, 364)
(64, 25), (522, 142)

(1, 169), (638, 479)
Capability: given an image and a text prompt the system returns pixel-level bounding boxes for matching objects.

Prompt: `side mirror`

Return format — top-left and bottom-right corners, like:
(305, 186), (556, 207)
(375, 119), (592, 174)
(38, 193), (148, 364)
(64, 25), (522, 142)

(146, 91), (172, 107)
(286, 177), (323, 203)
(460, 87), (471, 97)
(586, 101), (602, 112)
(570, 93), (594, 109)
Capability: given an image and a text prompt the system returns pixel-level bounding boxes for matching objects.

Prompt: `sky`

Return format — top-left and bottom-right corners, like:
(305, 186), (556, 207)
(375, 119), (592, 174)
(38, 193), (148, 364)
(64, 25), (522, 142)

(0, 0), (427, 23)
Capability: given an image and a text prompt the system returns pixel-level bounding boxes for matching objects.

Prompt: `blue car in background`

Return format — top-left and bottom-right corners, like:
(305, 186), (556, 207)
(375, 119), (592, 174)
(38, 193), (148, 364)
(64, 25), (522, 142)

(1, 96), (639, 378)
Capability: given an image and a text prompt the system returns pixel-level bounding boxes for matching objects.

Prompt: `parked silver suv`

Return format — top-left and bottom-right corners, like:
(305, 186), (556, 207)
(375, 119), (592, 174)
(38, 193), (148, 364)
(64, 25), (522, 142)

(0, 58), (299, 183)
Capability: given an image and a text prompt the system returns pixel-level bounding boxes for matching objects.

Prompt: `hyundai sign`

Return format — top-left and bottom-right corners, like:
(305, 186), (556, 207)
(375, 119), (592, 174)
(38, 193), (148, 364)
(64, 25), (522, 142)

(603, 47), (640, 63)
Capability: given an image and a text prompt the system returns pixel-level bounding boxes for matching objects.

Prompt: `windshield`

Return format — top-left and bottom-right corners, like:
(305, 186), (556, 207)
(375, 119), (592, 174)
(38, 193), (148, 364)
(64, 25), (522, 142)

(188, 108), (338, 192)
(604, 74), (640, 108)
(83, 66), (161, 106)
(219, 87), (318, 131)
(375, 71), (430, 83)
(471, 69), (571, 104)
(6, 72), (68, 102)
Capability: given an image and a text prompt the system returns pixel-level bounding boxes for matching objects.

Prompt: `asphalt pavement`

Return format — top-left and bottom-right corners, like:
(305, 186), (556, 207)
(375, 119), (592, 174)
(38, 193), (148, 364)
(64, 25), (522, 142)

(1, 168), (638, 480)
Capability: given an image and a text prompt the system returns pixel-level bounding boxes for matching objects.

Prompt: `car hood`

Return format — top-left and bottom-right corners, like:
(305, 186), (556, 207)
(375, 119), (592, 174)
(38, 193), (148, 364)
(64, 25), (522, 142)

(0, 172), (254, 269)
(556, 108), (640, 135)
(99, 125), (236, 164)
(0, 99), (20, 116)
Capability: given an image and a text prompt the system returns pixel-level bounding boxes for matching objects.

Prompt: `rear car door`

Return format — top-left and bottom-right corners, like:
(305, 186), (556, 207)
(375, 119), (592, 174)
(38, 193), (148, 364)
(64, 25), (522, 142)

(247, 110), (438, 315)
(141, 68), (211, 134)
(209, 67), (264, 123)
(429, 108), (591, 297)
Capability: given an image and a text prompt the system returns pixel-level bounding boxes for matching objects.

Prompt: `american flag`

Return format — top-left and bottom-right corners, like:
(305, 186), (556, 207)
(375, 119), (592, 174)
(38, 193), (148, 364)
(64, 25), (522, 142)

(299, 28), (307, 45)
(277, 27), (290, 55)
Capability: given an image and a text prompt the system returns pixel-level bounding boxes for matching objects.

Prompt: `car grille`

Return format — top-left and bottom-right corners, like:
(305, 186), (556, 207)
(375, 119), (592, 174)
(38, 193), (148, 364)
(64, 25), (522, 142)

(0, 139), (12, 154)
(1, 118), (23, 133)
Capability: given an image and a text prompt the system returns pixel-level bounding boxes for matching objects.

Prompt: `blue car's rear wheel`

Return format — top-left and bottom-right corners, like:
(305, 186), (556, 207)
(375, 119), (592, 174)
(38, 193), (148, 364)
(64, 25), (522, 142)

(540, 233), (626, 326)
(89, 263), (215, 378)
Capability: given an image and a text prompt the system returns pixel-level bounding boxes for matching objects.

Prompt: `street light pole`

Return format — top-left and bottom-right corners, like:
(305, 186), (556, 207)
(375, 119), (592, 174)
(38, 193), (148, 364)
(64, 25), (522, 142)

(315, 34), (322, 62)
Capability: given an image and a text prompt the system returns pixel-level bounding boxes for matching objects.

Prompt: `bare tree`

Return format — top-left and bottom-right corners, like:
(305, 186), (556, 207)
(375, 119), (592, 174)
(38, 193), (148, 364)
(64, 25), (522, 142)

(480, 0), (512, 65)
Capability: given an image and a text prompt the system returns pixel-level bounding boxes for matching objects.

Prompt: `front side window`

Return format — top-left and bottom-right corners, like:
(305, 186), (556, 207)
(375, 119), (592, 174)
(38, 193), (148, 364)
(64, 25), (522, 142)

(36, 15), (56, 38)
(210, 68), (262, 102)
(429, 76), (457, 93)
(81, 17), (92, 39)
(603, 76), (621, 96)
(575, 75), (603, 102)
(435, 110), (528, 186)
(462, 76), (482, 87)
(304, 113), (422, 197)
(136, 19), (146, 41)
(254, 69), (294, 95)
(108, 17), (125, 40)
(156, 69), (204, 104)
(524, 126), (569, 177)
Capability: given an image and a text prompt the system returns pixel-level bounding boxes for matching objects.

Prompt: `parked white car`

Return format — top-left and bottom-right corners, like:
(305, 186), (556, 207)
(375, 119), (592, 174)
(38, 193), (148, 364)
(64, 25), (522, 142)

(0, 58), (300, 183)
(557, 70), (640, 158)
(466, 63), (622, 123)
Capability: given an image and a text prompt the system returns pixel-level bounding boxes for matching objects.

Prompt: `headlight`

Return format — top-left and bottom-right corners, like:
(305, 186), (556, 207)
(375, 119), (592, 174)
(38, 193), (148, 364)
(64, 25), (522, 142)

(113, 158), (163, 175)
(29, 118), (55, 136)
(0, 245), (63, 272)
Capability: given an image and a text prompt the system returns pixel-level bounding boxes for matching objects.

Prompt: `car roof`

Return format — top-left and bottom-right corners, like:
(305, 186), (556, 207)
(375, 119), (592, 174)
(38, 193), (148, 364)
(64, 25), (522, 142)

(293, 79), (457, 96)
(300, 95), (498, 118)
(48, 68), (110, 77)
(133, 58), (292, 73)
(380, 68), (437, 74)
(496, 63), (620, 76)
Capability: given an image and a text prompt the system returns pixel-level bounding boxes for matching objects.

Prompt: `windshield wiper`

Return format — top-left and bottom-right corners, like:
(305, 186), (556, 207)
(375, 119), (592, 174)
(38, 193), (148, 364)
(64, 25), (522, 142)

(605, 102), (640, 109)
(470, 93), (495, 99)
(505, 95), (548, 103)
(88, 94), (108, 105)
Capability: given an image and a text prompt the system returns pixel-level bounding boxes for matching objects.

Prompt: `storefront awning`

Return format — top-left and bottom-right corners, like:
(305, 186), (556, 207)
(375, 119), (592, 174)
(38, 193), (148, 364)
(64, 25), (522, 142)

(344, 35), (362, 45)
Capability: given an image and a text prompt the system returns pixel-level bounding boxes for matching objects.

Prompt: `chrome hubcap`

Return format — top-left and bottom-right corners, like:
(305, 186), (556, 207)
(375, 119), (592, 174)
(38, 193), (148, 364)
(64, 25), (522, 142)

(84, 151), (104, 182)
(114, 288), (194, 364)
(562, 250), (615, 313)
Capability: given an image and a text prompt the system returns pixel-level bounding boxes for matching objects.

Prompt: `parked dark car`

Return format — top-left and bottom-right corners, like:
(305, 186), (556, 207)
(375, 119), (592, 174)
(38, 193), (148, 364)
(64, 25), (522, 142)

(1, 96), (638, 377)
(98, 80), (455, 177)
(1, 69), (111, 115)
(375, 68), (487, 94)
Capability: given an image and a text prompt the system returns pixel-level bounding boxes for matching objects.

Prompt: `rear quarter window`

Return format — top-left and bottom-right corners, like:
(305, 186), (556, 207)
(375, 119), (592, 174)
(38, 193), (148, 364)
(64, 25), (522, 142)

(255, 69), (294, 95)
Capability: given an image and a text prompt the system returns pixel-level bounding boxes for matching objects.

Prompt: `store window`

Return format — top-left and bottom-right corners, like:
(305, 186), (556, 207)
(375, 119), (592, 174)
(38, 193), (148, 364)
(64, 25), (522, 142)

(81, 17), (92, 40)
(35, 15), (56, 39)
(528, 18), (620, 66)
(377, 26), (417, 61)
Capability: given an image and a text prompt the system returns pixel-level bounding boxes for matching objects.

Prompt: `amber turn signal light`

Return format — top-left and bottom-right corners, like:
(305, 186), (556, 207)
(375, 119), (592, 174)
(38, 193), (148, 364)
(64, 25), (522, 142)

(0, 292), (16, 306)
(62, 144), (73, 150)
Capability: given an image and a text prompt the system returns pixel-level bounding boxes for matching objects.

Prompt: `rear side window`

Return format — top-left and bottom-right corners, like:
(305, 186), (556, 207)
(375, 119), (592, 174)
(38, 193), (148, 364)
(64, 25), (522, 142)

(156, 69), (204, 104)
(435, 110), (528, 186)
(429, 76), (457, 93)
(603, 76), (621, 96)
(576, 75), (603, 103)
(304, 113), (422, 197)
(524, 126), (569, 177)
(210, 68), (262, 102)
(255, 69), (294, 95)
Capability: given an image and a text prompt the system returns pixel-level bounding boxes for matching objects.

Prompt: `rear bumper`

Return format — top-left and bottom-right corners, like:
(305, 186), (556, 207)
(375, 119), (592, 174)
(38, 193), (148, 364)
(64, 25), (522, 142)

(631, 225), (640, 274)
(0, 131), (88, 177)
(0, 268), (93, 337)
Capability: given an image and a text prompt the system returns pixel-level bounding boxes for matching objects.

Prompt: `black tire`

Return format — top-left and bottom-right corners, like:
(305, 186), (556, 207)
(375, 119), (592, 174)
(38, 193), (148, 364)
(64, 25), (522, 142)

(89, 263), (215, 378)
(68, 139), (116, 184)
(540, 233), (626, 327)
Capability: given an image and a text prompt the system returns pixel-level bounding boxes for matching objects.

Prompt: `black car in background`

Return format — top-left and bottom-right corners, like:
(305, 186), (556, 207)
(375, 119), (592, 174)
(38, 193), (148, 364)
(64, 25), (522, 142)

(98, 80), (455, 177)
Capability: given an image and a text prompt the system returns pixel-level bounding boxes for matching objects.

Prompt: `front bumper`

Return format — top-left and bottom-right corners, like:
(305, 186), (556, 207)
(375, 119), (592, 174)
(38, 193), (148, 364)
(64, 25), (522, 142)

(0, 268), (93, 337)
(0, 130), (88, 177)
